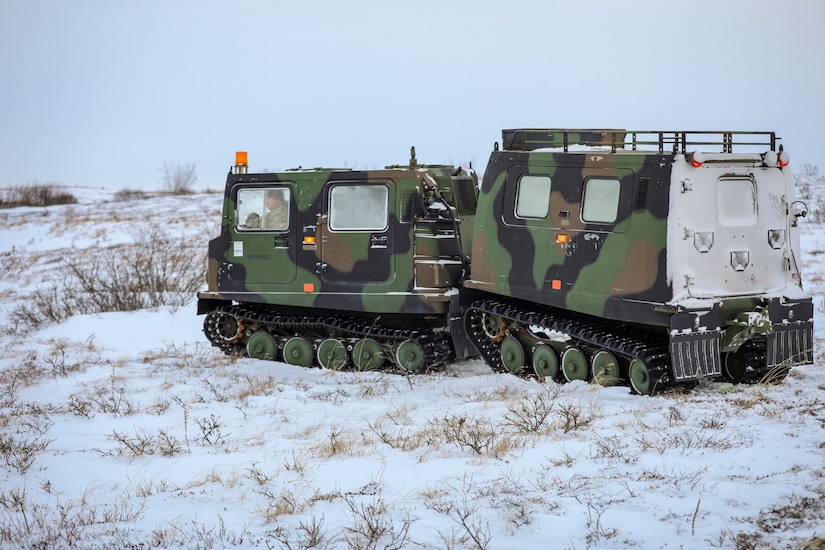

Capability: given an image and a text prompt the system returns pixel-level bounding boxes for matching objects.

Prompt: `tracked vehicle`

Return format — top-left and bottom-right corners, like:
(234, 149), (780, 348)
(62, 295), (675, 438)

(197, 150), (479, 372)
(463, 129), (813, 393)
(198, 129), (814, 394)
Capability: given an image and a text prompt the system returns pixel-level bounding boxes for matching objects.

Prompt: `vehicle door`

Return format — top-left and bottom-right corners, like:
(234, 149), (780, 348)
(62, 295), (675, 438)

(317, 180), (394, 285)
(231, 185), (297, 286)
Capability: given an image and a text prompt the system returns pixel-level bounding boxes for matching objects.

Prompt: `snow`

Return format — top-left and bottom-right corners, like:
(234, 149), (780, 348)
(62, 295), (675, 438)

(0, 186), (823, 549)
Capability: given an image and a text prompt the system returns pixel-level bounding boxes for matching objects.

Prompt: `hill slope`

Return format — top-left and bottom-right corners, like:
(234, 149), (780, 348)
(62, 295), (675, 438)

(0, 187), (823, 549)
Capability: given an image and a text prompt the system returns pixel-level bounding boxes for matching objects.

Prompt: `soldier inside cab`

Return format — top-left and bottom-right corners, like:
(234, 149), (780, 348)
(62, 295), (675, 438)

(245, 189), (288, 230)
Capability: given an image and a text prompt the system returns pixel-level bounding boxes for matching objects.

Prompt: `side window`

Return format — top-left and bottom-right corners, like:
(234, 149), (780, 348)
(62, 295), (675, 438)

(329, 184), (388, 231)
(582, 177), (620, 223)
(237, 187), (290, 231)
(717, 177), (757, 226)
(515, 175), (552, 219)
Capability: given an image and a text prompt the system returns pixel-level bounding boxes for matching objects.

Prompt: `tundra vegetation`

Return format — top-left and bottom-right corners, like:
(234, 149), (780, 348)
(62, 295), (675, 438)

(0, 174), (823, 549)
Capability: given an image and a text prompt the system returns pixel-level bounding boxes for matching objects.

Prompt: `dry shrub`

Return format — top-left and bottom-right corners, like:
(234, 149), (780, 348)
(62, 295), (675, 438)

(0, 183), (77, 208)
(310, 425), (361, 458)
(432, 414), (523, 457)
(159, 161), (197, 195)
(12, 224), (204, 327)
(367, 407), (432, 452)
(112, 188), (147, 202)
(503, 385), (561, 433)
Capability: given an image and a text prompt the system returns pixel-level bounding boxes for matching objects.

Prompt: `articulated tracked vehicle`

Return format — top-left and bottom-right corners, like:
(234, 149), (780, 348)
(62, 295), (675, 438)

(198, 129), (814, 393)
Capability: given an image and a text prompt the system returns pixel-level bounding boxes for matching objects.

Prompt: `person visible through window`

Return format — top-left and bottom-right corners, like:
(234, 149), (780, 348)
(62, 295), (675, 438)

(263, 189), (288, 229)
(245, 189), (288, 230)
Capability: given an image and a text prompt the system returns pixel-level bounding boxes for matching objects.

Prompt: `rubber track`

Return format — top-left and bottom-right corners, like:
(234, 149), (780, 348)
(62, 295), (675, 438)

(738, 335), (786, 384)
(203, 304), (452, 372)
(465, 299), (671, 383)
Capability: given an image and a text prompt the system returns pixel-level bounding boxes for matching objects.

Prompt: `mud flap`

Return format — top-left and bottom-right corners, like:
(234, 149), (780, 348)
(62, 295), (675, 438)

(767, 322), (814, 368)
(766, 297), (814, 368)
(449, 295), (477, 360)
(670, 331), (722, 381)
(669, 303), (723, 382)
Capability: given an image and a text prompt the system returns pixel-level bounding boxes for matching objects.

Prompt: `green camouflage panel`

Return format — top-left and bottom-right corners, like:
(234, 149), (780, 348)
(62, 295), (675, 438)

(199, 162), (476, 318)
(465, 141), (671, 327)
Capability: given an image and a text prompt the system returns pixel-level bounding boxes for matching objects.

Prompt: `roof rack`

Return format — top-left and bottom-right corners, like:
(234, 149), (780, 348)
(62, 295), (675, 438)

(501, 129), (779, 154)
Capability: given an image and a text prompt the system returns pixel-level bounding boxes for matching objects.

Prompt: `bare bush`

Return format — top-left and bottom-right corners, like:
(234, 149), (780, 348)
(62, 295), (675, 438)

(0, 353), (45, 405)
(581, 499), (619, 544)
(423, 478), (492, 550)
(256, 487), (304, 521)
(0, 494), (147, 548)
(435, 415), (500, 455)
(160, 161), (197, 194)
(112, 188), (147, 202)
(343, 494), (413, 550)
(100, 427), (185, 458)
(502, 385), (560, 433)
(366, 409), (431, 452)
(194, 414), (227, 446)
(591, 434), (634, 463)
(0, 183), (77, 208)
(0, 249), (22, 279)
(0, 432), (53, 474)
(310, 425), (359, 457)
(12, 224), (205, 327)
(271, 516), (331, 550)
(554, 400), (595, 433)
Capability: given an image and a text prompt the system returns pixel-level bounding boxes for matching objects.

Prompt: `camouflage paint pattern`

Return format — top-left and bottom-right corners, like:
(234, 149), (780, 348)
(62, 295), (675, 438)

(198, 163), (476, 321)
(198, 129), (812, 380)
(464, 128), (814, 375)
(465, 141), (671, 327)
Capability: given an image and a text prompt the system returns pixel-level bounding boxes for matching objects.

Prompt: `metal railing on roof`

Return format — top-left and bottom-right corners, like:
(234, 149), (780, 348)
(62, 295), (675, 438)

(501, 129), (779, 154)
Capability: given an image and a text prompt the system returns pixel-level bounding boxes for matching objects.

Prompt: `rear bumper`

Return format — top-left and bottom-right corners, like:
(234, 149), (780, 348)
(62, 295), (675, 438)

(668, 296), (814, 382)
(197, 293), (231, 315)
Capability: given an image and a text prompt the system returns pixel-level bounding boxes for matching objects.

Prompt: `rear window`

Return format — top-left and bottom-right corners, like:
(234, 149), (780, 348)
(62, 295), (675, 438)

(717, 177), (757, 226)
(515, 175), (552, 219)
(581, 177), (620, 223)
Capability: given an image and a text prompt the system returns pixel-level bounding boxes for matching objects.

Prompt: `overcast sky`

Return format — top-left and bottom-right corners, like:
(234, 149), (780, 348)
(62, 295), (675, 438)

(1, 0), (823, 189)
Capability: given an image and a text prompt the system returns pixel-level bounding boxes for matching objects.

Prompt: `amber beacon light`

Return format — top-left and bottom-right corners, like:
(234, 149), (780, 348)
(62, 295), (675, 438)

(234, 151), (249, 174)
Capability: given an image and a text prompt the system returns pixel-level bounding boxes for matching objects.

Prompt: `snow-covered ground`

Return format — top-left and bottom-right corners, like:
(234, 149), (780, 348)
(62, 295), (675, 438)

(0, 185), (823, 549)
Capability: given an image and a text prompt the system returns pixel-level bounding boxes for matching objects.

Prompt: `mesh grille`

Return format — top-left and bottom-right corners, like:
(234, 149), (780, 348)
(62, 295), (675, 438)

(767, 323), (814, 367)
(670, 331), (722, 380)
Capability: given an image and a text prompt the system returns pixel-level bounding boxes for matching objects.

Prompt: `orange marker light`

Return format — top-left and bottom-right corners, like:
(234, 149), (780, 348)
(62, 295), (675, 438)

(556, 233), (569, 244)
(303, 236), (316, 245)
(235, 151), (248, 166)
(779, 150), (790, 167)
(552, 279), (562, 290)
(690, 151), (705, 168)
(303, 283), (315, 293)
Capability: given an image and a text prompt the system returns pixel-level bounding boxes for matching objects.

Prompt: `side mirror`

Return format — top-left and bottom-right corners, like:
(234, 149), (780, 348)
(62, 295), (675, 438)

(790, 200), (808, 227)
